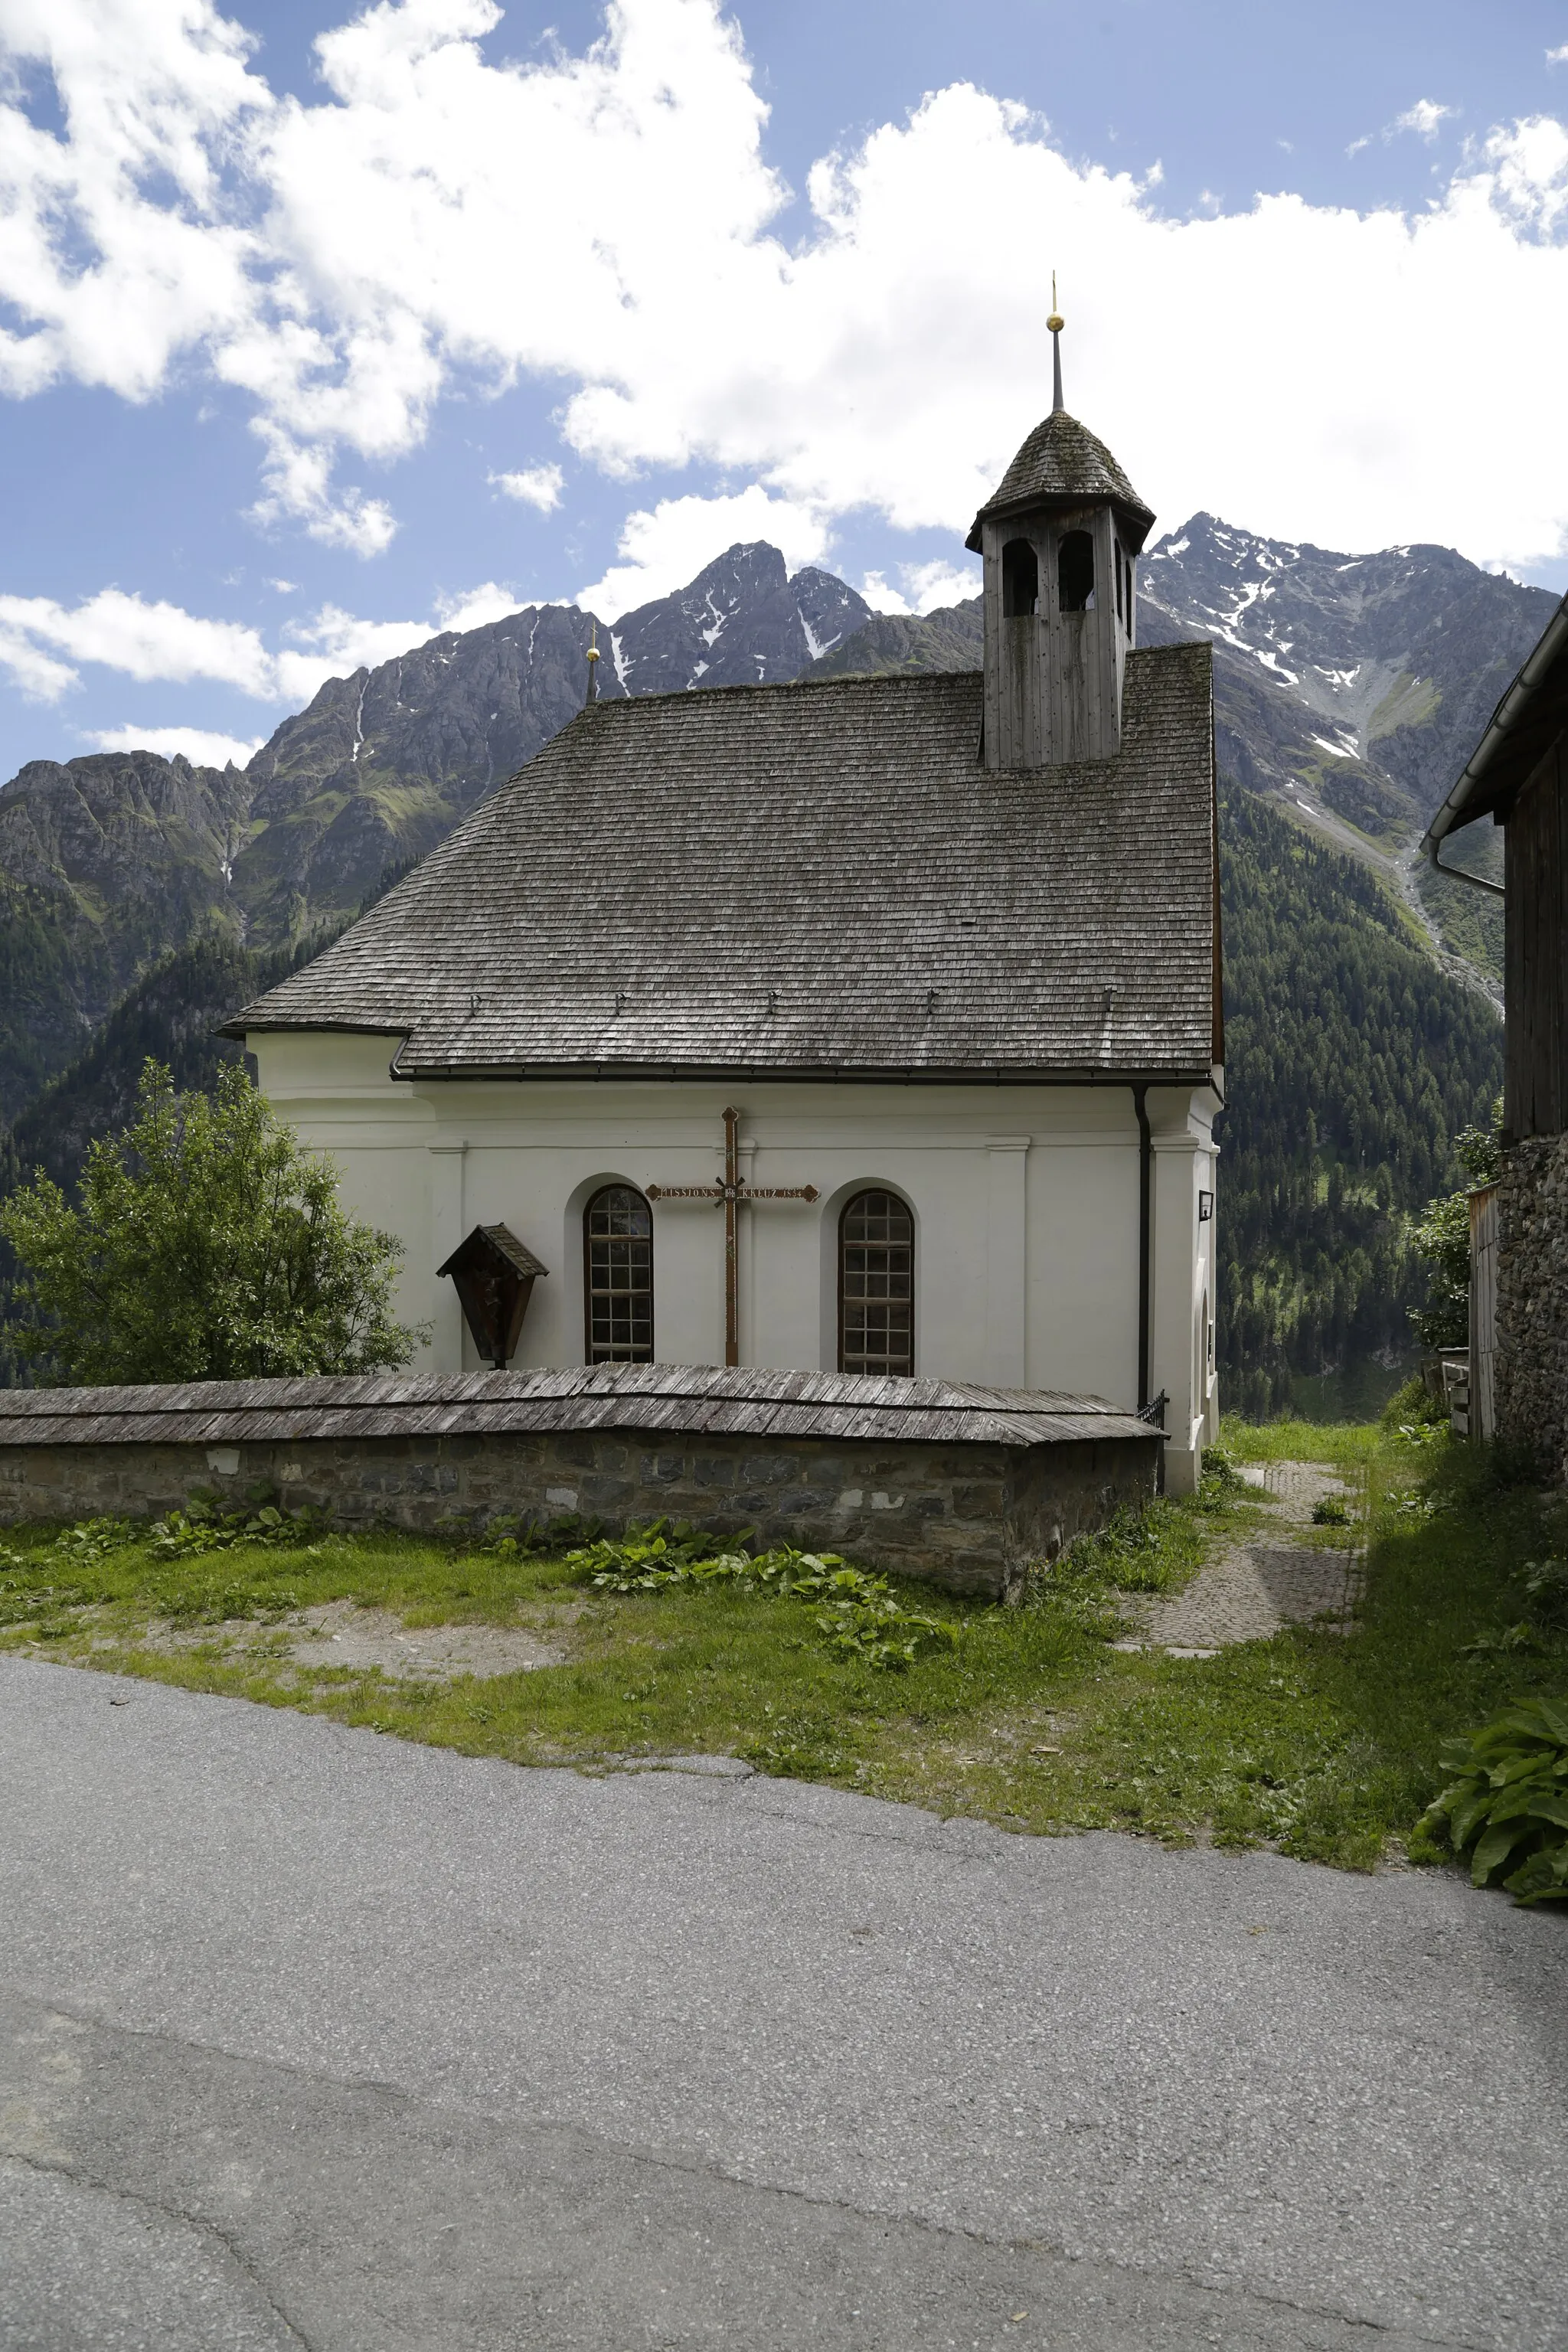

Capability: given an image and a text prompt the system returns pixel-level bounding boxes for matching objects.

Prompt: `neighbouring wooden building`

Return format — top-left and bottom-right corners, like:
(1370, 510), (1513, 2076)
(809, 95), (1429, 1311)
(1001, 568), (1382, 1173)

(227, 328), (1225, 1493)
(1424, 589), (1568, 1473)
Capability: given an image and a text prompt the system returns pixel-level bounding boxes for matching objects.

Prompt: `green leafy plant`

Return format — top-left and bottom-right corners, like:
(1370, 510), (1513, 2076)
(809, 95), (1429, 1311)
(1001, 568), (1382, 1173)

(1461, 1623), (1540, 1658)
(565, 1523), (961, 1671)
(1416, 1697), (1568, 1905)
(1046, 1484), (1230, 1599)
(1194, 1451), (1242, 1511)
(149, 1495), (325, 1560)
(1380, 1374), (1448, 1431)
(51, 1517), (136, 1565)
(0, 1059), (424, 1384)
(1312, 1497), (1351, 1527)
(479, 1510), (606, 1558)
(1406, 1099), (1504, 1350)
(1520, 1553), (1568, 1629)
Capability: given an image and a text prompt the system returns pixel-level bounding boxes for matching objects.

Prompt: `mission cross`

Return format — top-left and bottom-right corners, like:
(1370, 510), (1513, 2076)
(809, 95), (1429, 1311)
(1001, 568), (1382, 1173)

(645, 1107), (818, 1367)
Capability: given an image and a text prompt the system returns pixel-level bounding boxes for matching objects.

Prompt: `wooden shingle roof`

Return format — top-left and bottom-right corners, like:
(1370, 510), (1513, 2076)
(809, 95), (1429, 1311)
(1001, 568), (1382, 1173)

(0, 1364), (1158, 1450)
(965, 410), (1156, 552)
(228, 647), (1216, 1084)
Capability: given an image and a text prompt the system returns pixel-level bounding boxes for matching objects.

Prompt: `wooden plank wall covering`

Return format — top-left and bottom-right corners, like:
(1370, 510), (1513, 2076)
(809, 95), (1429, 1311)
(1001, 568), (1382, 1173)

(1505, 739), (1566, 1141)
(1469, 1183), (1499, 1444)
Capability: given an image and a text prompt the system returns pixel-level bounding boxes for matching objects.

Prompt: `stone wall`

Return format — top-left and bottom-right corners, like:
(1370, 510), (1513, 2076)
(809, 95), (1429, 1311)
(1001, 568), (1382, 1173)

(1494, 1132), (1568, 1480)
(0, 1425), (1159, 1599)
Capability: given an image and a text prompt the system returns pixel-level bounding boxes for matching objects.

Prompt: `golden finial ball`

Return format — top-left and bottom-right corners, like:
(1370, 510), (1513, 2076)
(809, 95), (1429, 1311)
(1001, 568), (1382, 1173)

(1047, 312), (1064, 333)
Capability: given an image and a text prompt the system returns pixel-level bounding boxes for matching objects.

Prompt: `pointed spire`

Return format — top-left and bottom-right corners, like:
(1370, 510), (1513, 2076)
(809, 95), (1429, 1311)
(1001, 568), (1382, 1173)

(1047, 273), (1065, 414)
(585, 616), (602, 705)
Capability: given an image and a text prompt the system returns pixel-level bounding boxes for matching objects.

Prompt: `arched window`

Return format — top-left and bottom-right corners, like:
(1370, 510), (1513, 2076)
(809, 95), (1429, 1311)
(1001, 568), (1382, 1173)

(1001, 538), (1039, 618)
(839, 1191), (914, 1377)
(584, 1184), (654, 1363)
(1057, 529), (1095, 612)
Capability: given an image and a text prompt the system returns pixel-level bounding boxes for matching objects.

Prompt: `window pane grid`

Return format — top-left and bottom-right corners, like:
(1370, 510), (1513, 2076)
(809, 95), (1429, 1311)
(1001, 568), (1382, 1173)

(840, 1191), (914, 1377)
(586, 1185), (654, 1364)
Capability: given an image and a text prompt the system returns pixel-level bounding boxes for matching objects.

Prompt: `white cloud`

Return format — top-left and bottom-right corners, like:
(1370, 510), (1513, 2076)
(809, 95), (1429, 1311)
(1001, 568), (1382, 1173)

(4, 1), (1568, 578)
(0, 589), (275, 700)
(1393, 100), (1455, 141)
(86, 723), (264, 766)
(576, 488), (831, 618)
(1547, 44), (1568, 64)
(0, 574), (524, 708)
(904, 559), (981, 613)
(859, 559), (979, 616)
(1479, 114), (1568, 234)
(245, 423), (400, 554)
(0, 0), (266, 399)
(858, 573), (902, 612)
(433, 580), (521, 632)
(492, 463), (565, 511)
(0, 625), (78, 701)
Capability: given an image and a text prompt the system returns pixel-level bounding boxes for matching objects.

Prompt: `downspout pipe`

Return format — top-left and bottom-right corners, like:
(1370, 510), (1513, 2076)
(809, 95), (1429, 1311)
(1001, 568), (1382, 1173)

(1133, 1083), (1152, 1411)
(1423, 835), (1505, 898)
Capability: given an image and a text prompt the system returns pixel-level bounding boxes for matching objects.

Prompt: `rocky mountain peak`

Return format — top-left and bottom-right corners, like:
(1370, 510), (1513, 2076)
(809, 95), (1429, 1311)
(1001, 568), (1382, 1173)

(1141, 512), (1556, 815)
(607, 542), (872, 695)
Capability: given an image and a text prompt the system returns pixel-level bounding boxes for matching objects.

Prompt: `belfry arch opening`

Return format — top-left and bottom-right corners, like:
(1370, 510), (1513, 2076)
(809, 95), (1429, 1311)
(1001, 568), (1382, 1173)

(1001, 539), (1039, 618)
(1057, 530), (1095, 612)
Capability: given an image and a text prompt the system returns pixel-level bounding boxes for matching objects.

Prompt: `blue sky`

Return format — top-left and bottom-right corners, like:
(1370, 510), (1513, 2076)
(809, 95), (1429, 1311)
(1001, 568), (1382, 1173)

(2, 0), (1567, 780)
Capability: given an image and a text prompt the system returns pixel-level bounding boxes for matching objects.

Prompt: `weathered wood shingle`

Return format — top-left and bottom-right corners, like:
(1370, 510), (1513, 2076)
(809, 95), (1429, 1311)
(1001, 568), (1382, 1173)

(227, 648), (1215, 1081)
(965, 409), (1155, 547)
(0, 1364), (1157, 1451)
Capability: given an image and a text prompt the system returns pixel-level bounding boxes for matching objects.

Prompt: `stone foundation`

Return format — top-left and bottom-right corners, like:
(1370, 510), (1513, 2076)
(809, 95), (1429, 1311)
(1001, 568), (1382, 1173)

(1494, 1132), (1568, 1480)
(0, 1417), (1158, 1601)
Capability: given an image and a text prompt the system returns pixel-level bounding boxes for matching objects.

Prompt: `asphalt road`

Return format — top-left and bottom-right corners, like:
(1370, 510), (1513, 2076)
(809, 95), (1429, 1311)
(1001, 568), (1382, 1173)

(1, 1655), (1563, 2352)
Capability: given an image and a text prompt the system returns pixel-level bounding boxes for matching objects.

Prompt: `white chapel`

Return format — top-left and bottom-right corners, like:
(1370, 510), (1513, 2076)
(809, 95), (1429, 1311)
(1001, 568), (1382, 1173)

(231, 341), (1223, 1491)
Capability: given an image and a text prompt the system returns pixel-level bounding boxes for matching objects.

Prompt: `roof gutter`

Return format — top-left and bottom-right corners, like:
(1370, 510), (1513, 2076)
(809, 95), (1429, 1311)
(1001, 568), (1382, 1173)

(381, 1057), (1220, 1090)
(1420, 586), (1568, 891)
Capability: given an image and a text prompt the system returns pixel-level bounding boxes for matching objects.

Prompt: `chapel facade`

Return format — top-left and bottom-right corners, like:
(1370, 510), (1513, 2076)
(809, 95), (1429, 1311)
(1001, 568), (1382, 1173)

(231, 340), (1224, 1491)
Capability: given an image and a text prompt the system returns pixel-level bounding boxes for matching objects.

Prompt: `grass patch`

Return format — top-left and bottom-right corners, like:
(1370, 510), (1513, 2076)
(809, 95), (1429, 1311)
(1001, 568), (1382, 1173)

(3, 1436), (1563, 1883)
(1218, 1413), (1393, 1472)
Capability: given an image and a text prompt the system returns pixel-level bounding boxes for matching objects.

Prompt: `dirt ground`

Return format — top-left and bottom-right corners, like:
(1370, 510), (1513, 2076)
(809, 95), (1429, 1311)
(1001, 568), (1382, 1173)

(49, 1598), (570, 1684)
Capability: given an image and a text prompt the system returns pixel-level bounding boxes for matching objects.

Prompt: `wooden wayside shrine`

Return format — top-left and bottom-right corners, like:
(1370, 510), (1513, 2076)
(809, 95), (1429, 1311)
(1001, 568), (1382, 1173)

(437, 1224), (548, 1368)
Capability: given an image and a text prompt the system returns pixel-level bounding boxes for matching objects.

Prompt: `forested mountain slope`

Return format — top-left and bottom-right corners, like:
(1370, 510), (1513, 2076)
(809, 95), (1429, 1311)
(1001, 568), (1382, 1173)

(0, 750), (249, 1119)
(1217, 788), (1500, 1414)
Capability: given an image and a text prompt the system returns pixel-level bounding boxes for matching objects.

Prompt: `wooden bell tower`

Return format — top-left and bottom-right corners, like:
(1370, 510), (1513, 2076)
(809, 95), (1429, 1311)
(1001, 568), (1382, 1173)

(969, 305), (1155, 768)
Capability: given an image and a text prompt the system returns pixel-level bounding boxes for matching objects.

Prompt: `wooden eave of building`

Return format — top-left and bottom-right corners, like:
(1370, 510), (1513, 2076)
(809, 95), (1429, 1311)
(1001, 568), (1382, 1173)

(381, 1053), (1220, 1089)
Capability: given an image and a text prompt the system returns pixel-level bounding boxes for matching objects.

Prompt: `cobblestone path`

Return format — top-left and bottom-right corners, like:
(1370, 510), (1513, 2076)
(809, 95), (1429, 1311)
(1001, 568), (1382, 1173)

(1116, 1459), (1364, 1657)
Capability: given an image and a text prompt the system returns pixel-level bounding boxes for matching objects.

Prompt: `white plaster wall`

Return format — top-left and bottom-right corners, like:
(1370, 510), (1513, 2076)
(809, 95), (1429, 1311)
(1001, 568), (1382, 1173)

(250, 1037), (1217, 1473)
